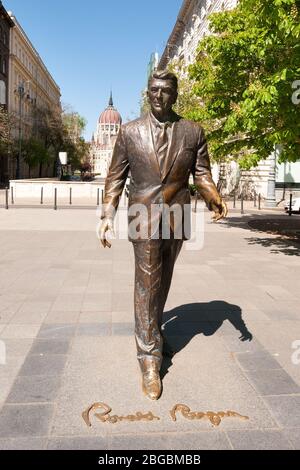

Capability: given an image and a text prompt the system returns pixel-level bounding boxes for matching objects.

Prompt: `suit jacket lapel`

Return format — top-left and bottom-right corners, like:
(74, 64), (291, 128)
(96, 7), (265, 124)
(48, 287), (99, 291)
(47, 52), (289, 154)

(137, 115), (161, 178)
(161, 117), (183, 182)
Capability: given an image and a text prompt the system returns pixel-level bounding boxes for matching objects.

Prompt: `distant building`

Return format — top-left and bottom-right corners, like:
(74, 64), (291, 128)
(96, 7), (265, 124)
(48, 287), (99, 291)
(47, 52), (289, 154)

(141, 51), (160, 116)
(159, 0), (237, 70)
(90, 93), (122, 178)
(0, 1), (14, 187)
(0, 1), (13, 108)
(7, 10), (61, 179)
(147, 52), (159, 81)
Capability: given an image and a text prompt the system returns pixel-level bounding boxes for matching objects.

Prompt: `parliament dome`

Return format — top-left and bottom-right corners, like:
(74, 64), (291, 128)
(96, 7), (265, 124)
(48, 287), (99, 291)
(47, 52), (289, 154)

(99, 93), (122, 125)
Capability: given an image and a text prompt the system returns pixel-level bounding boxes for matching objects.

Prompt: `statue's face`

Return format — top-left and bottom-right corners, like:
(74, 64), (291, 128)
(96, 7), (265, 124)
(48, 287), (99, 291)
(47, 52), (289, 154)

(147, 78), (177, 119)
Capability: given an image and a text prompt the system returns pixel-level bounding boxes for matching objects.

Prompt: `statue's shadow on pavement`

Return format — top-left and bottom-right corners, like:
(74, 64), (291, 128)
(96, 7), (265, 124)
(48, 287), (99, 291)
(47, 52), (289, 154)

(161, 301), (253, 379)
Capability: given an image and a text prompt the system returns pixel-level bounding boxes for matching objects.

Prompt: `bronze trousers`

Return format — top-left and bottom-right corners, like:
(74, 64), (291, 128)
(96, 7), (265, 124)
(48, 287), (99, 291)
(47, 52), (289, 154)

(132, 238), (183, 373)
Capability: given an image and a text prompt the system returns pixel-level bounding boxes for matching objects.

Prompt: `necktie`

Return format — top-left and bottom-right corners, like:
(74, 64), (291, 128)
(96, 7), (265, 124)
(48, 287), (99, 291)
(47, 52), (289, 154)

(155, 122), (169, 173)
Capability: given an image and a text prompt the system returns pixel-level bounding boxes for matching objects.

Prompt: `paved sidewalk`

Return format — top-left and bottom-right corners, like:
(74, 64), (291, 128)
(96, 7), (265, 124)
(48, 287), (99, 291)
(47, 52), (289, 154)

(0, 203), (299, 450)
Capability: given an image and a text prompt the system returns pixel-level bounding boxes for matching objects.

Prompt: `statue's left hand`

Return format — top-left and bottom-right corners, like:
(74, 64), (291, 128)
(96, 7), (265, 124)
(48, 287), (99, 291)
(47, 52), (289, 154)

(210, 198), (228, 222)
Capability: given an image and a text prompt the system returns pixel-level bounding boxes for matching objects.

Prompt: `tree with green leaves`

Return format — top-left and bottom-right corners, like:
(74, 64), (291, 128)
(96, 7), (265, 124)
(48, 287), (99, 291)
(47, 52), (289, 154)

(30, 105), (64, 177)
(168, 59), (201, 118)
(188, 0), (300, 169)
(22, 137), (50, 179)
(62, 111), (87, 144)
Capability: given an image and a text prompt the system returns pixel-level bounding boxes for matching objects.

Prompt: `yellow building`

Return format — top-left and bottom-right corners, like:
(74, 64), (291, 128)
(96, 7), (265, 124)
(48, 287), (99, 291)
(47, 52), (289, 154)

(7, 11), (61, 179)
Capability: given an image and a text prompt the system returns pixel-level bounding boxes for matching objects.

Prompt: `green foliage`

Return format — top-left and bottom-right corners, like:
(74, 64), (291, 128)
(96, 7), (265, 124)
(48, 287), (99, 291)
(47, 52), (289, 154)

(0, 106), (10, 145)
(0, 106), (16, 152)
(61, 137), (90, 171)
(189, 183), (198, 195)
(168, 60), (202, 119)
(140, 89), (150, 116)
(188, 0), (300, 168)
(22, 137), (50, 175)
(62, 112), (87, 142)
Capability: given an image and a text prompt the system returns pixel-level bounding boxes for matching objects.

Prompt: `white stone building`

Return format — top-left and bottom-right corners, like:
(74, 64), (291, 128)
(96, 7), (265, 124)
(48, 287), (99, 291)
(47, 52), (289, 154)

(158, 0), (300, 201)
(90, 94), (122, 178)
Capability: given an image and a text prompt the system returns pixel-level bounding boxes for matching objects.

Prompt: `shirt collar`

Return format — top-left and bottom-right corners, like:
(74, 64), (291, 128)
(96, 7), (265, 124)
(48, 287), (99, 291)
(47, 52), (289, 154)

(149, 112), (173, 129)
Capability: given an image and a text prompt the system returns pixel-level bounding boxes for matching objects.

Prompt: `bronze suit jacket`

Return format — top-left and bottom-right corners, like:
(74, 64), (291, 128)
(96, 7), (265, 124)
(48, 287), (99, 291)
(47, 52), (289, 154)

(102, 112), (218, 242)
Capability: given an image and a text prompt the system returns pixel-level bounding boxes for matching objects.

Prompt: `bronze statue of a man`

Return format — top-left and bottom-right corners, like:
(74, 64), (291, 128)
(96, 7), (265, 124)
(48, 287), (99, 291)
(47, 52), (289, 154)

(99, 70), (227, 400)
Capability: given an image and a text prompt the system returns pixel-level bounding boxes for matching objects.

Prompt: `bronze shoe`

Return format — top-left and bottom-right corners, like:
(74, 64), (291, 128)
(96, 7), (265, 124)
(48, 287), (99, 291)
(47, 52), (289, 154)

(142, 369), (162, 400)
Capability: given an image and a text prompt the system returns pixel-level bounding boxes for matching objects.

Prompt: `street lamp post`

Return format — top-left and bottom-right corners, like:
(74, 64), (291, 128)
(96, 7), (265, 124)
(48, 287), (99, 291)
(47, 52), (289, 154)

(15, 82), (31, 180)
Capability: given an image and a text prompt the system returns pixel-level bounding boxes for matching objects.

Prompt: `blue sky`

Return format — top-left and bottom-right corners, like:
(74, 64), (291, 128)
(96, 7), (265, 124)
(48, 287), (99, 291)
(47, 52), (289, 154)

(4, 0), (182, 139)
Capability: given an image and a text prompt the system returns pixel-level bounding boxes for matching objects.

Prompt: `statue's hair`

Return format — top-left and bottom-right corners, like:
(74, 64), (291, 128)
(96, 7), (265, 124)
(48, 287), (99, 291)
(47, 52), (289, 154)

(148, 70), (178, 91)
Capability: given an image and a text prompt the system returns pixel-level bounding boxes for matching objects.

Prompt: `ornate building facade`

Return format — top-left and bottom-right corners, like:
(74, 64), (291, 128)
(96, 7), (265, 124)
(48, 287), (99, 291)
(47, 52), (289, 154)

(159, 0), (300, 201)
(159, 0), (237, 70)
(0, 1), (14, 187)
(7, 11), (61, 179)
(90, 93), (122, 178)
(0, 1), (13, 108)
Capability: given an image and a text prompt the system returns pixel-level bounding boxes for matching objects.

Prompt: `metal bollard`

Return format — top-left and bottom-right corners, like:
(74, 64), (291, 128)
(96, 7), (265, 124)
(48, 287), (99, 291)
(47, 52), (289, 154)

(5, 187), (8, 210)
(289, 193), (293, 217)
(40, 187), (43, 205)
(254, 191), (257, 208)
(54, 188), (57, 210)
(233, 192), (236, 208)
(97, 188), (100, 206)
(69, 187), (72, 205)
(101, 189), (104, 204)
(241, 193), (244, 214)
(258, 193), (261, 210)
(11, 187), (14, 205)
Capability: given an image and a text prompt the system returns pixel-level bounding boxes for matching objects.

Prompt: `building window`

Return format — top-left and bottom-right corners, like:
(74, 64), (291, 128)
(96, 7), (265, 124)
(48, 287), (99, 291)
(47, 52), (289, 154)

(0, 80), (6, 105)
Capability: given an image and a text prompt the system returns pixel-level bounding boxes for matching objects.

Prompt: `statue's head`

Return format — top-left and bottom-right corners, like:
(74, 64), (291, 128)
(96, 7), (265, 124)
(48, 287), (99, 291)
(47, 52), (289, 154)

(147, 70), (178, 120)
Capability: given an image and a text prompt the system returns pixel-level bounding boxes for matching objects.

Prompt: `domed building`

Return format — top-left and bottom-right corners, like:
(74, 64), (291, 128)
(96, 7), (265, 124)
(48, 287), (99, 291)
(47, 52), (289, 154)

(90, 93), (122, 177)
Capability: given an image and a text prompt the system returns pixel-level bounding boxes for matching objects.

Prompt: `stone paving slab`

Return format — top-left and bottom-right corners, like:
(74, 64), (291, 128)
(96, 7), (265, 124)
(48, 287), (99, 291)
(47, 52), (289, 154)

(6, 375), (62, 403)
(283, 428), (300, 450)
(263, 396), (300, 428)
(18, 354), (68, 377)
(0, 437), (47, 450)
(0, 404), (54, 438)
(245, 369), (300, 396)
(226, 430), (293, 450)
(47, 436), (107, 450)
(108, 431), (231, 451)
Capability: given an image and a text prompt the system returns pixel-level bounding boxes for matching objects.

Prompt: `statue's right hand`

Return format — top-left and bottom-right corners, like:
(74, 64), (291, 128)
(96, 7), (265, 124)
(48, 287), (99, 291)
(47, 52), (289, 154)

(99, 218), (114, 248)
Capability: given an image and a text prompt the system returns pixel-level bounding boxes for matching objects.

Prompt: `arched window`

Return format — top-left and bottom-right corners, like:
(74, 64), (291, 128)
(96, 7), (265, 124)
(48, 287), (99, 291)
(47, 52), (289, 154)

(0, 80), (6, 105)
